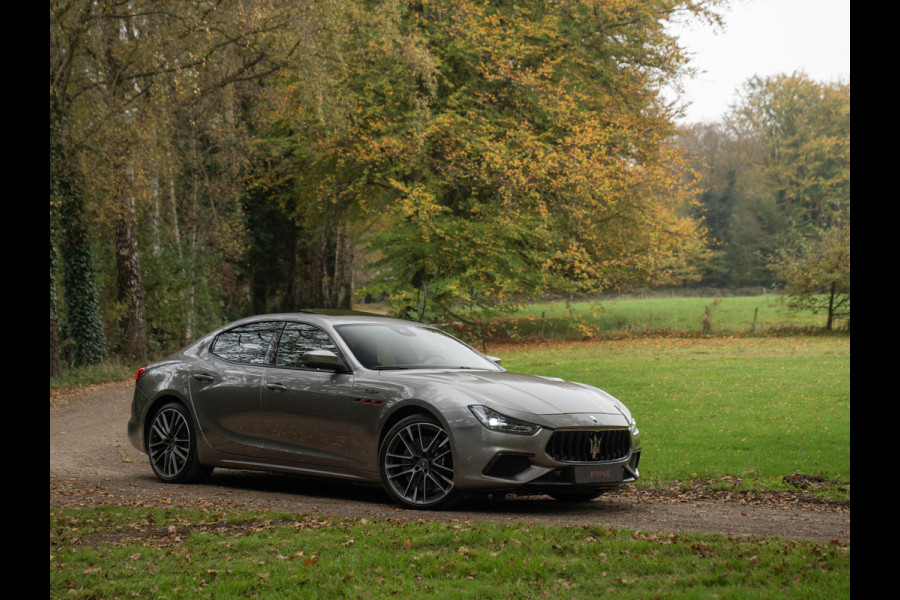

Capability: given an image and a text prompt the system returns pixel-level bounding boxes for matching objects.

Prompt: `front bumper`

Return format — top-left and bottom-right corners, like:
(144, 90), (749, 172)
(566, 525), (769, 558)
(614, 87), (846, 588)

(451, 413), (641, 494)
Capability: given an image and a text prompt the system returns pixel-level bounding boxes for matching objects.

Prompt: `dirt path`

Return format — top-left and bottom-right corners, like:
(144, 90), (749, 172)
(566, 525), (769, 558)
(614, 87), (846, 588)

(50, 381), (849, 543)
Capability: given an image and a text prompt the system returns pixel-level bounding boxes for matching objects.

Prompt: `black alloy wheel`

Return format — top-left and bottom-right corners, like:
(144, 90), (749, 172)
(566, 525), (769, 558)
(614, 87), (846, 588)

(147, 402), (212, 483)
(380, 415), (458, 510)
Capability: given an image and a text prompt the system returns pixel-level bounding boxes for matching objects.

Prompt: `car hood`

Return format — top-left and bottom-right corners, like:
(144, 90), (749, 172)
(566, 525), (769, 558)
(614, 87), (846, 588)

(380, 369), (624, 417)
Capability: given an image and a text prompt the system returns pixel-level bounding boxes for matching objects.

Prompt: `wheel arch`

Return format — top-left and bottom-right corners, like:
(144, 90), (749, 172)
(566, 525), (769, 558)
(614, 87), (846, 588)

(377, 402), (441, 452)
(141, 392), (190, 452)
(377, 405), (459, 509)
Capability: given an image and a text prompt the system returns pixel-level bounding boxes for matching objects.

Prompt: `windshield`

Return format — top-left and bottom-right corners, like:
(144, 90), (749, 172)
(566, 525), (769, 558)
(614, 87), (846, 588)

(334, 323), (501, 371)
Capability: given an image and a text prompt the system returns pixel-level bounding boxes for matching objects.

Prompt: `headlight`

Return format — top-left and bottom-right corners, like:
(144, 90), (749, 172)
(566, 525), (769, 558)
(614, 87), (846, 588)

(469, 405), (541, 435)
(629, 416), (639, 435)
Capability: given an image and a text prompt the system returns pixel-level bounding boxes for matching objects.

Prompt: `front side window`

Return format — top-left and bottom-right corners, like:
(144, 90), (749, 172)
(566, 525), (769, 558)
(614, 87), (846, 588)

(210, 322), (282, 364)
(275, 322), (340, 368)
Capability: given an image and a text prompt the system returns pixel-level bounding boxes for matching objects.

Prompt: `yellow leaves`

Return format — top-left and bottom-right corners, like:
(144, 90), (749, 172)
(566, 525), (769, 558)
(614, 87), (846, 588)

(360, 0), (711, 310)
(387, 180), (448, 243)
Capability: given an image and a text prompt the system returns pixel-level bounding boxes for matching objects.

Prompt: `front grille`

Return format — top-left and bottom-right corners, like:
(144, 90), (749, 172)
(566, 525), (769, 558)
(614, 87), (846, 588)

(546, 429), (631, 463)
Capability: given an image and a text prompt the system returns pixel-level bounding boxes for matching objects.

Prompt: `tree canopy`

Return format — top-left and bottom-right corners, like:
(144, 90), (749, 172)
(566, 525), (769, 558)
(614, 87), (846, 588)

(733, 74), (850, 330)
(51, 0), (733, 365)
(263, 0), (719, 320)
(678, 72), (849, 328)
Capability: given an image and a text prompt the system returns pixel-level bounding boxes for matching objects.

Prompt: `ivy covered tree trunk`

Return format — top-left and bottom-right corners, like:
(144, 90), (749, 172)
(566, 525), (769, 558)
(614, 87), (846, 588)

(51, 92), (107, 367)
(50, 213), (61, 378)
(50, 304), (61, 377)
(50, 111), (61, 378)
(59, 190), (108, 367)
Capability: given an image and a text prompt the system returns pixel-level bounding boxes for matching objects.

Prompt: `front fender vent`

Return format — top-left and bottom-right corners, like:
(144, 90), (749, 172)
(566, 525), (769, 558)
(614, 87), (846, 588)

(546, 429), (631, 463)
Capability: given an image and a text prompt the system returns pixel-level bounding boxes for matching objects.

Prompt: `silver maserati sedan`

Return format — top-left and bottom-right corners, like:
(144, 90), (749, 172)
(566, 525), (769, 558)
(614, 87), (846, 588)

(128, 310), (641, 510)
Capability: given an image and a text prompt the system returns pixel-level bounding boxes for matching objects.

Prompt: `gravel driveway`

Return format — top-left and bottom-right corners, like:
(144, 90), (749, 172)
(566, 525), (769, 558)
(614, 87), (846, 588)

(50, 381), (849, 543)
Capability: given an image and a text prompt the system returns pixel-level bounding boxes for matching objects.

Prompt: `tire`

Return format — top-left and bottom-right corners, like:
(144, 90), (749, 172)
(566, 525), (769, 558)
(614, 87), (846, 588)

(147, 401), (212, 483)
(379, 415), (459, 510)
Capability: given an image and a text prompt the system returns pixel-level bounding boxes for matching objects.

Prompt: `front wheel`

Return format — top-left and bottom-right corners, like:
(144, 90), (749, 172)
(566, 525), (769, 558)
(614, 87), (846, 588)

(380, 415), (459, 510)
(147, 402), (212, 483)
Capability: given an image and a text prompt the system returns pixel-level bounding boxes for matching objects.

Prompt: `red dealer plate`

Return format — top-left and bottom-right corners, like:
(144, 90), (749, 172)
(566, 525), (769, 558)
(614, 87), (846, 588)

(573, 464), (623, 484)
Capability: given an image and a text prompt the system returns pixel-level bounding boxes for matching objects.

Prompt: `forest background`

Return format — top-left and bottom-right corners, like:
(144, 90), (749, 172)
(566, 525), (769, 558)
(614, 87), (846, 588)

(49, 0), (850, 375)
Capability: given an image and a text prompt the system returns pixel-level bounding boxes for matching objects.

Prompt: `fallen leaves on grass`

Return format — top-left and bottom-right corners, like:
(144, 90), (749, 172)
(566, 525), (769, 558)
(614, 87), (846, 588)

(617, 477), (848, 512)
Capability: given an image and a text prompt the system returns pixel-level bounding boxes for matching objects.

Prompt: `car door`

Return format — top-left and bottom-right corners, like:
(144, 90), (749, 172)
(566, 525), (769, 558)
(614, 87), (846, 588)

(259, 322), (357, 469)
(188, 321), (282, 457)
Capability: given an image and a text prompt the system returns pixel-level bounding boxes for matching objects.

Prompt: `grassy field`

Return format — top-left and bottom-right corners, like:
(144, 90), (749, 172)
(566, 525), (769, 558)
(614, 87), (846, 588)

(50, 507), (849, 599)
(492, 336), (850, 497)
(50, 297), (851, 598)
(482, 294), (835, 341)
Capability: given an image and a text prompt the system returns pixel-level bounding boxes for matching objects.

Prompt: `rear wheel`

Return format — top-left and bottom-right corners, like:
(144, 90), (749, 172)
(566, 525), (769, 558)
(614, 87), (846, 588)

(380, 415), (458, 510)
(147, 402), (212, 483)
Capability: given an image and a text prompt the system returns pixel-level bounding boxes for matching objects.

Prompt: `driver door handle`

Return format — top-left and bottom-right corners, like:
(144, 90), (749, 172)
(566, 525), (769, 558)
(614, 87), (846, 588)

(265, 382), (286, 391)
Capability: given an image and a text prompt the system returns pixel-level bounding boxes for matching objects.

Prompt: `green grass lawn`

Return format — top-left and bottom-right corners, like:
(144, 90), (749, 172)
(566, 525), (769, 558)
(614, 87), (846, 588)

(50, 508), (849, 599)
(493, 336), (850, 495)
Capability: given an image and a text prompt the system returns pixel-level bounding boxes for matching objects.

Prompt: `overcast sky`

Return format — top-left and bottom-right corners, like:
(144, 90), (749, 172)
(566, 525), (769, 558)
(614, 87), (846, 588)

(665, 0), (850, 125)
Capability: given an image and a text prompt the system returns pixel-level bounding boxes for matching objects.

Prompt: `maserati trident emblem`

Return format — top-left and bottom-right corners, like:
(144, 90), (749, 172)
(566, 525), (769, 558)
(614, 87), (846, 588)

(588, 434), (603, 460)
(590, 415), (598, 423)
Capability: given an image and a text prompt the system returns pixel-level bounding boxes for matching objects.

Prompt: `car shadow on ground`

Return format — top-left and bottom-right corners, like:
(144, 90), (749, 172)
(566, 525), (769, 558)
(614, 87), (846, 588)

(201, 470), (392, 504)
(185, 470), (630, 516)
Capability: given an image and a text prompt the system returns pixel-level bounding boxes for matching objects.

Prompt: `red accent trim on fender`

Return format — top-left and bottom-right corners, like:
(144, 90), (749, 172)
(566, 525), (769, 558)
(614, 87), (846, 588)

(353, 398), (385, 406)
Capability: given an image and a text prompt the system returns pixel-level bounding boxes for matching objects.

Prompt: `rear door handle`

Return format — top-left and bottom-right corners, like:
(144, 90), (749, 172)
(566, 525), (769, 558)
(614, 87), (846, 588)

(192, 372), (215, 382)
(265, 382), (286, 391)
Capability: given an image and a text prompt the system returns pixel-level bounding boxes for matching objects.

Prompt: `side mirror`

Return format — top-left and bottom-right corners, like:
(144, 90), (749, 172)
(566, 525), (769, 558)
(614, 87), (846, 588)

(301, 350), (349, 372)
(486, 355), (502, 366)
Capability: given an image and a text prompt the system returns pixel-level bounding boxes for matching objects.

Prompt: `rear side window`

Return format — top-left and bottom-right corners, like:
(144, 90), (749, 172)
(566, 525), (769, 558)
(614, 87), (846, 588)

(210, 322), (283, 365)
(275, 322), (340, 368)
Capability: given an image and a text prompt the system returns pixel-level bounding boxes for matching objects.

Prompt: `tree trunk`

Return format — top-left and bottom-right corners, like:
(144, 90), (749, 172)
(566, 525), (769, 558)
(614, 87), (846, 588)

(826, 281), (836, 332)
(114, 187), (148, 362)
(331, 219), (355, 309)
(273, 222), (351, 311)
(297, 235), (326, 308)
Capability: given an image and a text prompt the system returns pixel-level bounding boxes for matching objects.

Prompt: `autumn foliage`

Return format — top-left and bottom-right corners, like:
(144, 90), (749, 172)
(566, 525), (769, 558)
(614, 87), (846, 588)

(267, 0), (718, 320)
(51, 0), (723, 364)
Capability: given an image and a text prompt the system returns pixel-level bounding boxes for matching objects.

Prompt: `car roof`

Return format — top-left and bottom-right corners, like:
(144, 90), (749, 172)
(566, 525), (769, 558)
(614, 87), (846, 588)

(229, 309), (421, 328)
